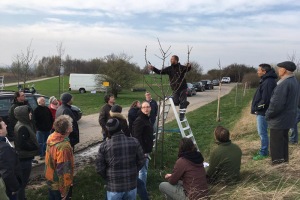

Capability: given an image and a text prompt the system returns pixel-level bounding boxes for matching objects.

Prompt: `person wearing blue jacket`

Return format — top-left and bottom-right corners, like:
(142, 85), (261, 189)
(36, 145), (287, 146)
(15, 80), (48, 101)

(266, 61), (299, 165)
(251, 64), (277, 160)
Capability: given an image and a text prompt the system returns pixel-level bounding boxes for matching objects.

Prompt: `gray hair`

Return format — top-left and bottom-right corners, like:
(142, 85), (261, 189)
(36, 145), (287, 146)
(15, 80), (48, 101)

(53, 115), (73, 135)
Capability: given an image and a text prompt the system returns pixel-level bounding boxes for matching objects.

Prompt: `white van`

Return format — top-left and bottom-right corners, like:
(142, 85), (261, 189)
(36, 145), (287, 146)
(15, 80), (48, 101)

(221, 77), (231, 83)
(69, 73), (106, 93)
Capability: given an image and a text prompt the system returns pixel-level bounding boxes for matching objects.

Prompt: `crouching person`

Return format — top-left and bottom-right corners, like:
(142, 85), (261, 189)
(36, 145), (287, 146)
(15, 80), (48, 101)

(96, 118), (145, 200)
(206, 126), (242, 184)
(159, 138), (208, 200)
(45, 115), (74, 200)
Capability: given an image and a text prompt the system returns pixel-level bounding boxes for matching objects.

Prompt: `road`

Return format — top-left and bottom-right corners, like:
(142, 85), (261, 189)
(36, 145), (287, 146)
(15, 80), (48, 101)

(3, 76), (58, 87)
(74, 83), (235, 152)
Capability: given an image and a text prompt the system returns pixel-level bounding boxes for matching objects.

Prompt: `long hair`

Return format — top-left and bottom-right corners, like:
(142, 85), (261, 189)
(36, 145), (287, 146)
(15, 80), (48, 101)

(130, 100), (140, 109)
(178, 138), (196, 157)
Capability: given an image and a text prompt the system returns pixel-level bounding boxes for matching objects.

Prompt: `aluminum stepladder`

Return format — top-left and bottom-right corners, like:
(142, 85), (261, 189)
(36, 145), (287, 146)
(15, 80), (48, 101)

(153, 97), (199, 151)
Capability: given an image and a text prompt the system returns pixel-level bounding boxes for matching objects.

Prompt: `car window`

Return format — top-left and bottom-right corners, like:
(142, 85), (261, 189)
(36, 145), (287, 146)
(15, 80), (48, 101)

(0, 97), (12, 113)
(26, 96), (38, 110)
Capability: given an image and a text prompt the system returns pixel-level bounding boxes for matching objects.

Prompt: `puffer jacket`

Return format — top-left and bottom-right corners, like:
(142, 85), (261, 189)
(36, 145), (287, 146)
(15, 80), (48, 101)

(14, 105), (39, 160)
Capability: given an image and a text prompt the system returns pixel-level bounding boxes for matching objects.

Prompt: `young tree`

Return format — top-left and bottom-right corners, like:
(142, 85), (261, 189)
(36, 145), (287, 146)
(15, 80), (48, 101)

(184, 61), (203, 82)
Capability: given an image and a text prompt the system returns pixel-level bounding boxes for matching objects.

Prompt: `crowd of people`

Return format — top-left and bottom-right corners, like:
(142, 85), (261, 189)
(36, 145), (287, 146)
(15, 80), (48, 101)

(0, 57), (299, 200)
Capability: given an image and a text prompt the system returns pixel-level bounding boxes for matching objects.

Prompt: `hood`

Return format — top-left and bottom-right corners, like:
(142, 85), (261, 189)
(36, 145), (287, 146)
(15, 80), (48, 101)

(109, 111), (126, 120)
(14, 105), (31, 123)
(261, 69), (278, 81)
(47, 132), (68, 147)
(179, 151), (204, 164)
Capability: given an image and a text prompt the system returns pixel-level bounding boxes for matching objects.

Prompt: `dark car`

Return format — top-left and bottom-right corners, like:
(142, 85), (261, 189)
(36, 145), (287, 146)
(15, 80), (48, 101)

(201, 80), (214, 90)
(212, 79), (220, 86)
(192, 82), (205, 92)
(186, 83), (197, 96)
(0, 91), (82, 139)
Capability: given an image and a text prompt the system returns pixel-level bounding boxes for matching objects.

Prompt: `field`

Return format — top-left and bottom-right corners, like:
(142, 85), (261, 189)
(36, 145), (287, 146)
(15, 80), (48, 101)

(4, 75), (171, 115)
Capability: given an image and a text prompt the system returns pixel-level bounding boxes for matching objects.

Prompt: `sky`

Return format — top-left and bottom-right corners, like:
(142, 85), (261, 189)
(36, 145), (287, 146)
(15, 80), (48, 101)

(0, 0), (300, 72)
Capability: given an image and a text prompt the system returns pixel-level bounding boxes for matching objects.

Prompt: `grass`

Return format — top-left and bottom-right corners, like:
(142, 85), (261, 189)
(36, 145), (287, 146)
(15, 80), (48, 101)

(4, 75), (172, 115)
(26, 85), (265, 200)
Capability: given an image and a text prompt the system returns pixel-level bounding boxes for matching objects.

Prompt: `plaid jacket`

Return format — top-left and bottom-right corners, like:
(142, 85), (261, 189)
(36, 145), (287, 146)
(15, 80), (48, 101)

(96, 132), (145, 192)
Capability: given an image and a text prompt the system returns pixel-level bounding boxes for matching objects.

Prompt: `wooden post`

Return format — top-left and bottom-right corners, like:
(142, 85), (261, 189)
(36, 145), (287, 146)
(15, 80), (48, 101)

(235, 82), (238, 106)
(243, 82), (247, 97)
(154, 98), (161, 169)
(216, 82), (222, 122)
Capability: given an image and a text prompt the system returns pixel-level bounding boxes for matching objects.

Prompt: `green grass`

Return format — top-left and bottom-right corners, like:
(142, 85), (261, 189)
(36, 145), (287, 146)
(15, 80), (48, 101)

(26, 85), (257, 200)
(4, 75), (172, 115)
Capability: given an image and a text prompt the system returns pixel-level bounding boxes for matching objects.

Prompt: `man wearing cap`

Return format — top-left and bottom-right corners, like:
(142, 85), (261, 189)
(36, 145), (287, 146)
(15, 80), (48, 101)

(251, 64), (277, 161)
(96, 118), (145, 199)
(56, 93), (79, 151)
(99, 94), (115, 141)
(266, 61), (299, 165)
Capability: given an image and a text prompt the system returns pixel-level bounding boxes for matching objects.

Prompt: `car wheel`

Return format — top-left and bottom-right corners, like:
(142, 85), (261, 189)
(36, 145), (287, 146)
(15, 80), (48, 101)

(79, 88), (86, 93)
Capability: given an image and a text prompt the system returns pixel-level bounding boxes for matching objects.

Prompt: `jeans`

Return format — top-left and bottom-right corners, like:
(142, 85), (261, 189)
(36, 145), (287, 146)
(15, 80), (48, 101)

(137, 178), (149, 200)
(159, 182), (188, 200)
(139, 158), (149, 187)
(17, 159), (32, 200)
(48, 189), (61, 200)
(36, 131), (50, 157)
(290, 108), (300, 143)
(106, 188), (137, 200)
(256, 115), (269, 156)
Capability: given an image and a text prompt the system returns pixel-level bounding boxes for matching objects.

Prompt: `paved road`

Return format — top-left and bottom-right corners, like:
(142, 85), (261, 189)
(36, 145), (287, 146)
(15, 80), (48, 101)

(3, 76), (58, 87)
(74, 83), (235, 151)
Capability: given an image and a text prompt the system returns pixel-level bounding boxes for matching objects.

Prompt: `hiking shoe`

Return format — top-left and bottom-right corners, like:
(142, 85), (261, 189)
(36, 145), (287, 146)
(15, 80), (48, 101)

(253, 154), (268, 161)
(180, 113), (185, 121)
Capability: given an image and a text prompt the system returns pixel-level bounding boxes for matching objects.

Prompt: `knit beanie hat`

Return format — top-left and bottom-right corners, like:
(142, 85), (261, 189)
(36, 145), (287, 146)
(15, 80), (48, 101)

(61, 93), (72, 104)
(49, 96), (57, 104)
(106, 118), (122, 135)
(111, 104), (122, 113)
(277, 61), (297, 72)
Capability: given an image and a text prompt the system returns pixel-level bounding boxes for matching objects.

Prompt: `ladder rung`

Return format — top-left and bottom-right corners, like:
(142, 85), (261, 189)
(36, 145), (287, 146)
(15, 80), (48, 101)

(183, 126), (190, 131)
(185, 134), (194, 138)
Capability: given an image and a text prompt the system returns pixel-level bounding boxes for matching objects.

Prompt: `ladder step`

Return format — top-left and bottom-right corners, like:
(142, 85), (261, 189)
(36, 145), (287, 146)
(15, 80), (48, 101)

(185, 134), (194, 138)
(182, 126), (190, 131)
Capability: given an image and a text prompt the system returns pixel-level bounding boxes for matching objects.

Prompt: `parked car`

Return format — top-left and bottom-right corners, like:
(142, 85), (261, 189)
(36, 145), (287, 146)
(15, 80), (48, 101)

(186, 83), (197, 96)
(201, 80), (214, 90)
(192, 82), (205, 92)
(221, 77), (231, 83)
(212, 79), (220, 86)
(0, 91), (82, 140)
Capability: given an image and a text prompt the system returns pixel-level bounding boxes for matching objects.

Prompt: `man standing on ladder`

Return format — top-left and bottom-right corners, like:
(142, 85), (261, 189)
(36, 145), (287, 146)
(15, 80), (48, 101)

(148, 55), (191, 121)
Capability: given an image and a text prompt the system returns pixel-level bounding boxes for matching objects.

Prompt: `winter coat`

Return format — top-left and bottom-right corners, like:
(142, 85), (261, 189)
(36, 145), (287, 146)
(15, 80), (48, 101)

(95, 132), (145, 192)
(132, 111), (154, 154)
(109, 111), (130, 137)
(152, 63), (191, 91)
(14, 105), (39, 160)
(147, 99), (158, 125)
(168, 151), (208, 199)
(128, 107), (140, 134)
(207, 141), (242, 184)
(56, 103), (79, 147)
(34, 105), (54, 131)
(251, 69), (278, 116)
(7, 100), (29, 139)
(0, 137), (22, 196)
(45, 132), (74, 197)
(98, 104), (112, 136)
(266, 75), (300, 129)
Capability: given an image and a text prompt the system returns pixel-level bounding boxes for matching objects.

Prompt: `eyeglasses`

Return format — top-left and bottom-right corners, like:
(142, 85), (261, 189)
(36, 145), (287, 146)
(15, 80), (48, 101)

(142, 106), (151, 109)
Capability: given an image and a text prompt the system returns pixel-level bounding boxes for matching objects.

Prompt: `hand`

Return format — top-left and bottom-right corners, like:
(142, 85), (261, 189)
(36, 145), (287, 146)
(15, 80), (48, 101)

(165, 173), (172, 179)
(61, 196), (66, 200)
(148, 65), (154, 71)
(187, 63), (192, 68)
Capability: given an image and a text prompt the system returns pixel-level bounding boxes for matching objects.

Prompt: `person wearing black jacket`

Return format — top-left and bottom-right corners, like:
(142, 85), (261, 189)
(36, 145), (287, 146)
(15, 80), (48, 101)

(148, 55), (191, 120)
(14, 105), (39, 200)
(0, 118), (22, 200)
(266, 61), (299, 165)
(98, 94), (115, 141)
(251, 64), (277, 160)
(132, 101), (154, 187)
(56, 93), (79, 151)
(128, 100), (141, 134)
(34, 97), (54, 159)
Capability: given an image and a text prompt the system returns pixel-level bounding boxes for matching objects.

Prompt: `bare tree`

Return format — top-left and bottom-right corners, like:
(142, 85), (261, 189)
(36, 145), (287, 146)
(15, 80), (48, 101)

(21, 40), (37, 86)
(56, 41), (65, 97)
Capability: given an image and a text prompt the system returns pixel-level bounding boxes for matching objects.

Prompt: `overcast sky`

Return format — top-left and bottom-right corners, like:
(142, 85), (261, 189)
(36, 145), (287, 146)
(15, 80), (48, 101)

(0, 0), (300, 72)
